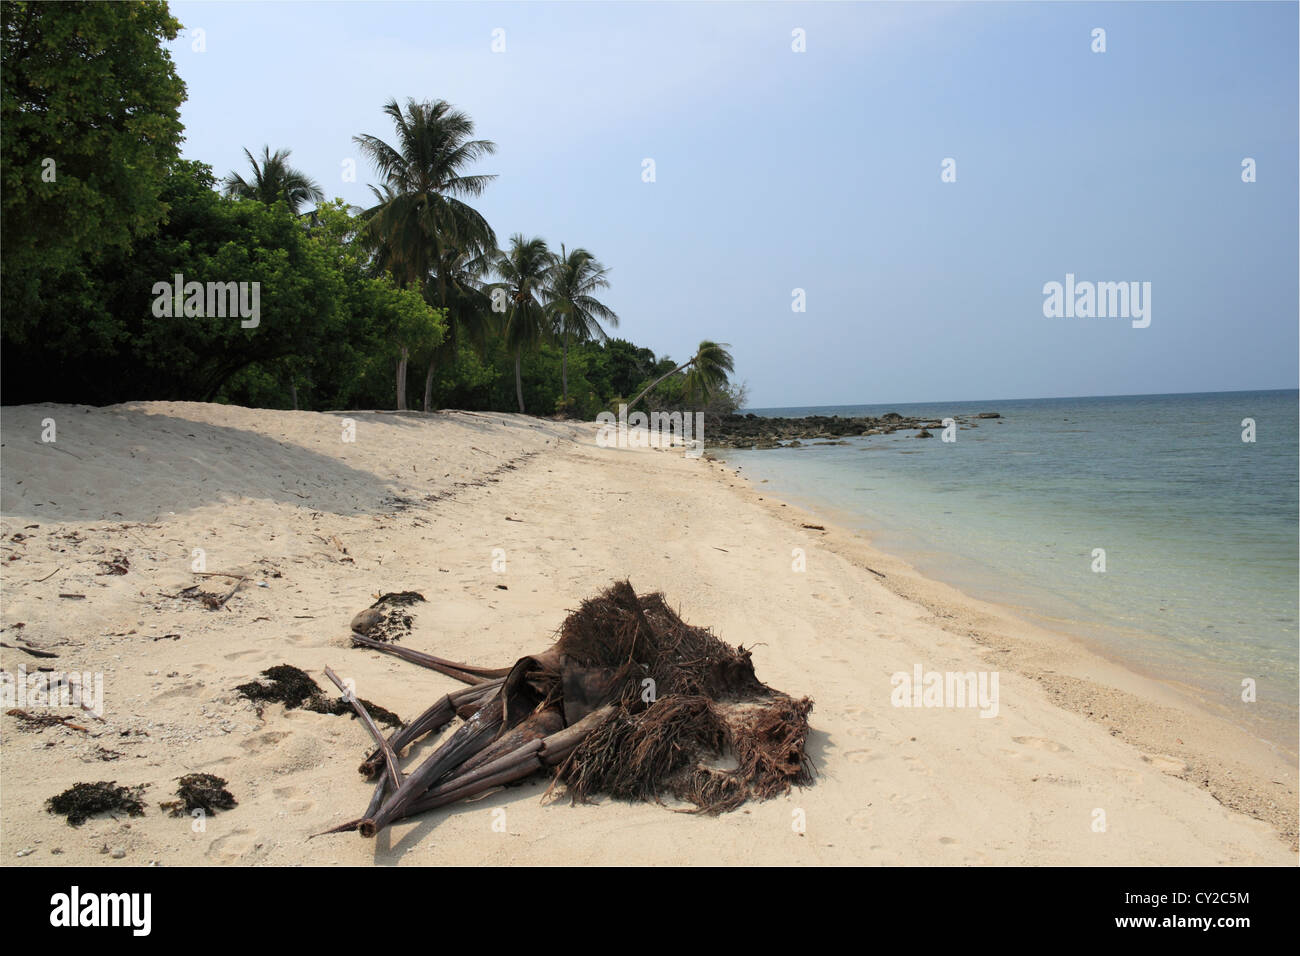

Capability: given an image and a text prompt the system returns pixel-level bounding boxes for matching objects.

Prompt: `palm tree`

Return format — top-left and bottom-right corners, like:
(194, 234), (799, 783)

(544, 245), (618, 410)
(353, 98), (497, 410)
(223, 146), (324, 215)
(349, 184), (420, 409)
(494, 235), (551, 413)
(425, 238), (498, 407)
(628, 340), (735, 411)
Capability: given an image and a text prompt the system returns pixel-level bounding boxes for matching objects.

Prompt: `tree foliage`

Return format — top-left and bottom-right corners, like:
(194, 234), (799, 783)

(223, 146), (325, 215)
(0, 4), (734, 416)
(1, 0), (186, 326)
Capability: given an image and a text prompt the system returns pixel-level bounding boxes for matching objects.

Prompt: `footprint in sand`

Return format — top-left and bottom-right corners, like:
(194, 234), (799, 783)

(206, 828), (264, 864)
(847, 809), (872, 829)
(240, 730), (289, 753)
(1141, 753), (1188, 775)
(272, 784), (315, 814)
(1111, 767), (1144, 786)
(151, 681), (206, 701)
(223, 649), (264, 661)
(1011, 735), (1070, 753)
(843, 749), (882, 763)
(940, 839), (991, 865)
(902, 755), (932, 775)
(887, 791), (929, 806)
(842, 705), (866, 719)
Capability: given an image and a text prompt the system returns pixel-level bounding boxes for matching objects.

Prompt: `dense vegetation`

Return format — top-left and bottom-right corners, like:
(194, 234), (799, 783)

(0, 0), (739, 418)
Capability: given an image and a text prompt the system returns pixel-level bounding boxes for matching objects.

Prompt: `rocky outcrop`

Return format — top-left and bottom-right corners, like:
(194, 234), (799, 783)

(703, 412), (1001, 449)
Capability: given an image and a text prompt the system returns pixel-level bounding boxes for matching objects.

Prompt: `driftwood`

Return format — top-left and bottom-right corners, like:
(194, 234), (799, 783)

(7, 708), (89, 733)
(205, 575), (246, 610)
(323, 667), (401, 793)
(0, 641), (58, 659)
(349, 632), (510, 684)
(327, 580), (814, 840)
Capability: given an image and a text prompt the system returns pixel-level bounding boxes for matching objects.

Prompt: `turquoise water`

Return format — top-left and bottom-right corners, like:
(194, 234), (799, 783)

(727, 390), (1298, 753)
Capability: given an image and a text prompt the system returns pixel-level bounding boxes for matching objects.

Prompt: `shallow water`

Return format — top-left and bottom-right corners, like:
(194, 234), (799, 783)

(726, 390), (1299, 754)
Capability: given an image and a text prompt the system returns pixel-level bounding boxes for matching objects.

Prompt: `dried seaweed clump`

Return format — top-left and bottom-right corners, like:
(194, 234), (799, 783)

(235, 664), (322, 710)
(46, 781), (147, 826)
(162, 773), (237, 817)
(311, 694), (403, 729)
(235, 664), (401, 728)
(350, 591), (425, 643)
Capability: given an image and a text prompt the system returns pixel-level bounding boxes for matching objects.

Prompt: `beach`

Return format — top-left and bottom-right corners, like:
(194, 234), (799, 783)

(0, 401), (1294, 865)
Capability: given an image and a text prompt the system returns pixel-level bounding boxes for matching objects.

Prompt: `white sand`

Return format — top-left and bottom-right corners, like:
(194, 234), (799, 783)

(1, 401), (1294, 865)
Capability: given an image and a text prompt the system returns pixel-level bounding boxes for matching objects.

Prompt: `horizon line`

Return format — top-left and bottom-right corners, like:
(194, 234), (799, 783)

(743, 385), (1299, 411)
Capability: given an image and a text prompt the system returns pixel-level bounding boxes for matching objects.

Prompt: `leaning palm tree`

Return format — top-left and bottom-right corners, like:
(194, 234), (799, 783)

(543, 245), (618, 409)
(495, 235), (551, 413)
(628, 340), (735, 411)
(223, 146), (324, 215)
(353, 98), (497, 409)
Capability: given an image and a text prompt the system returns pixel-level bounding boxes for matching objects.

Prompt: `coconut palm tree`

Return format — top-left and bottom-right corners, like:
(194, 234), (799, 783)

(544, 245), (618, 410)
(494, 235), (551, 413)
(628, 340), (735, 411)
(223, 146), (324, 215)
(424, 238), (498, 408)
(353, 98), (497, 410)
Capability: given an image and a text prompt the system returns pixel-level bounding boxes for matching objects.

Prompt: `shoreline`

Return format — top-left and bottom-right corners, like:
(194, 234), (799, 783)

(715, 464), (1299, 766)
(701, 453), (1299, 849)
(1, 401), (1294, 864)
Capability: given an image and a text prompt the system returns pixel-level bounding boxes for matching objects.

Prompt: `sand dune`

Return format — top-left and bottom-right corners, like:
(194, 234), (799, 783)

(0, 402), (1293, 865)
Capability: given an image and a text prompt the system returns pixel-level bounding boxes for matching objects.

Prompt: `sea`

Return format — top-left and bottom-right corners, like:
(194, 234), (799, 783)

(725, 390), (1299, 756)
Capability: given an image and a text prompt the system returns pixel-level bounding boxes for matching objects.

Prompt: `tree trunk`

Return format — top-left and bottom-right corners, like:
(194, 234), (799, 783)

(561, 332), (570, 406)
(426, 270), (448, 414)
(290, 383), (298, 411)
(514, 346), (525, 413)
(395, 347), (409, 410)
(628, 358), (692, 411)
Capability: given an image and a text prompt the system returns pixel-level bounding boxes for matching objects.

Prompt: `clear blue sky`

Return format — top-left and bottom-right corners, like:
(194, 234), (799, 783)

(168, 1), (1298, 408)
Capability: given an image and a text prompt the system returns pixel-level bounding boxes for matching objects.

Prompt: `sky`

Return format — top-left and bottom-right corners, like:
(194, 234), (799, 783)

(167, 1), (1298, 408)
